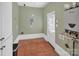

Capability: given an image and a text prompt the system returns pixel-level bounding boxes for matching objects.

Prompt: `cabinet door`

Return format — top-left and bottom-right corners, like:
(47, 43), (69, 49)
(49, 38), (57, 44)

(1, 2), (12, 40)
(1, 2), (12, 56)
(0, 3), (2, 56)
(2, 35), (13, 56)
(0, 3), (2, 39)
(0, 5), (1, 56)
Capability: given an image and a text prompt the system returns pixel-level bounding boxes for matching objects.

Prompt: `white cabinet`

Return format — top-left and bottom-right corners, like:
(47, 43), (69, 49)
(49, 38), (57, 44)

(64, 7), (79, 32)
(0, 2), (12, 56)
(1, 2), (12, 40)
(0, 3), (2, 56)
(2, 35), (12, 56)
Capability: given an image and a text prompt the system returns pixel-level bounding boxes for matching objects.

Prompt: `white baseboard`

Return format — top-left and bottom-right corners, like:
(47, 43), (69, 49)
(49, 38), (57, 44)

(43, 34), (48, 41)
(14, 33), (70, 56)
(14, 33), (44, 43)
(55, 44), (70, 56)
(43, 34), (70, 56)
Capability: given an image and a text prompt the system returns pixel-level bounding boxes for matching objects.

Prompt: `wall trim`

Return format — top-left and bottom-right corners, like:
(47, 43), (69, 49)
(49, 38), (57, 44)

(14, 33), (70, 56)
(43, 34), (48, 41)
(14, 33), (44, 43)
(55, 44), (70, 56)
(43, 34), (70, 56)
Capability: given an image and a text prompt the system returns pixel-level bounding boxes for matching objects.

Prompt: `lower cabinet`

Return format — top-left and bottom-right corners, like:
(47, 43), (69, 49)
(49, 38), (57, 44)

(0, 41), (2, 56)
(1, 35), (13, 56)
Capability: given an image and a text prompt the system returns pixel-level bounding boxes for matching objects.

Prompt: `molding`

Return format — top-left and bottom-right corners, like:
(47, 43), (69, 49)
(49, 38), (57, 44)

(43, 34), (48, 41)
(14, 33), (44, 43)
(43, 33), (56, 48)
(43, 34), (70, 56)
(55, 44), (70, 56)
(14, 33), (70, 56)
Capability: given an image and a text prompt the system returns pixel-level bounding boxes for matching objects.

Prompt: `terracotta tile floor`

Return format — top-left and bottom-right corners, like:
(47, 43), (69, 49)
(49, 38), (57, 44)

(17, 38), (58, 56)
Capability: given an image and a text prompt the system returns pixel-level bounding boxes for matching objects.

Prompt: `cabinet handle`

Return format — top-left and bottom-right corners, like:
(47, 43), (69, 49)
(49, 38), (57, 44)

(0, 47), (3, 50)
(0, 46), (5, 50)
(0, 37), (5, 41)
(2, 46), (5, 48)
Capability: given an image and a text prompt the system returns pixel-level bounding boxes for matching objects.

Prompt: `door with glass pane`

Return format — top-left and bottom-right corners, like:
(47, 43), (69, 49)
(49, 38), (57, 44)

(47, 11), (55, 47)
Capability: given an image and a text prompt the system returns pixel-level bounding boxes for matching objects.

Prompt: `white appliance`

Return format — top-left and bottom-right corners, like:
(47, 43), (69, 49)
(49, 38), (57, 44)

(64, 7), (79, 32)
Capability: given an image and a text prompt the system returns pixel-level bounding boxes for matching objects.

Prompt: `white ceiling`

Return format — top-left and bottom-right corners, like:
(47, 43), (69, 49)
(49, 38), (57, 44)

(17, 2), (49, 8)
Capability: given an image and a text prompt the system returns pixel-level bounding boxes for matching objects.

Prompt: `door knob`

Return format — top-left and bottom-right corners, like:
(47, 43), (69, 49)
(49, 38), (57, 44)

(0, 37), (5, 41)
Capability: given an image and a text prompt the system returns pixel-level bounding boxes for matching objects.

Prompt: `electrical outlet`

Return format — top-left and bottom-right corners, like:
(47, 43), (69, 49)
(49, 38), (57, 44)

(59, 34), (64, 40)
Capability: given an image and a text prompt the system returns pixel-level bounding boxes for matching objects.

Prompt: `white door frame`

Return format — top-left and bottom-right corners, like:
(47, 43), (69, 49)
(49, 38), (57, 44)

(47, 11), (56, 47)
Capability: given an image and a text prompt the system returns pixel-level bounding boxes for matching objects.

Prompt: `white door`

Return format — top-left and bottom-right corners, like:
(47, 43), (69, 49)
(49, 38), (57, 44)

(47, 11), (55, 47)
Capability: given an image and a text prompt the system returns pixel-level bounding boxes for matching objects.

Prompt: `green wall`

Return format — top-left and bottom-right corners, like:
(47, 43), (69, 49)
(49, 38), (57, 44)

(19, 6), (44, 34)
(12, 2), (73, 53)
(43, 2), (65, 36)
(12, 2), (19, 41)
(43, 2), (72, 52)
(12, 3), (44, 41)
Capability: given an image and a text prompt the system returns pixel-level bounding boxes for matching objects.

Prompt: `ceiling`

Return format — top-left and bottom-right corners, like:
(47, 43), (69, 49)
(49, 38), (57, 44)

(17, 2), (49, 8)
